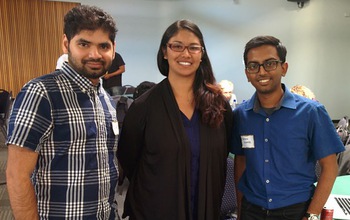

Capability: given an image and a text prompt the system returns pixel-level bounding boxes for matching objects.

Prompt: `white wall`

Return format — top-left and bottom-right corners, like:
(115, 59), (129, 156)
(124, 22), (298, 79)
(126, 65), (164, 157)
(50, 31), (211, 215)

(60, 0), (350, 119)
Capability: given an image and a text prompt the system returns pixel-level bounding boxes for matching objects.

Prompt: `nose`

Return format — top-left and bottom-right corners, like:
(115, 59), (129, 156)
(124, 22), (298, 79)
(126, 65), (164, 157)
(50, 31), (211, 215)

(258, 65), (268, 74)
(181, 47), (191, 56)
(89, 46), (102, 59)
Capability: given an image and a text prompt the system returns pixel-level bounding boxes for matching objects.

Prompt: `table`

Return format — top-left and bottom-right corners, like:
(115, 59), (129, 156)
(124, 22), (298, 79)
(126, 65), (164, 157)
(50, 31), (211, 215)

(326, 175), (350, 219)
(331, 175), (350, 195)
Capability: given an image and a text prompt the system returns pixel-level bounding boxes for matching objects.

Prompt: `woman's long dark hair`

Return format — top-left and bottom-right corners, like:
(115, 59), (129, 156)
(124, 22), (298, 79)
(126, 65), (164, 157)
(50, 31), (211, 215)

(157, 19), (226, 128)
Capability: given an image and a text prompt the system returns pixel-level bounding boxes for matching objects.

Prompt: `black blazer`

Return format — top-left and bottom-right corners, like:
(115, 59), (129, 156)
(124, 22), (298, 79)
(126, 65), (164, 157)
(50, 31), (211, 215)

(117, 78), (233, 220)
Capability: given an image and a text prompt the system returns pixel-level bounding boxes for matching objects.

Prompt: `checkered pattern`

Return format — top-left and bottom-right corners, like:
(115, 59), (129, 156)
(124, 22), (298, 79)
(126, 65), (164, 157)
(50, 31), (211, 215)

(7, 63), (119, 219)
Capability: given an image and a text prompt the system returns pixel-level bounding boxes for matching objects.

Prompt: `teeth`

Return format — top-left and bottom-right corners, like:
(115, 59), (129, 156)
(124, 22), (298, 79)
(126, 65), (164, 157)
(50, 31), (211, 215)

(178, 62), (191, 66)
(259, 79), (269, 83)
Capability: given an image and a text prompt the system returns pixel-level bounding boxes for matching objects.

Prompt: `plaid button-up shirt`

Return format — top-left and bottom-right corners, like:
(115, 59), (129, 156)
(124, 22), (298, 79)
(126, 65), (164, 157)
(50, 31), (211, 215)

(7, 63), (119, 219)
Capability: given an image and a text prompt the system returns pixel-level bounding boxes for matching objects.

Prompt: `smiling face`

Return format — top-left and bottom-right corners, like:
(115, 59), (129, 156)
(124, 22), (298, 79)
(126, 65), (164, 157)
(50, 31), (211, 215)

(62, 28), (115, 85)
(245, 45), (288, 96)
(163, 29), (202, 80)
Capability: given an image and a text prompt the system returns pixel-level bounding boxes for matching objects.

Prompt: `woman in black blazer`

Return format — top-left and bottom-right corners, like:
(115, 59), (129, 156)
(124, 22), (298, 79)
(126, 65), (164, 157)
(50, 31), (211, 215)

(118, 19), (233, 220)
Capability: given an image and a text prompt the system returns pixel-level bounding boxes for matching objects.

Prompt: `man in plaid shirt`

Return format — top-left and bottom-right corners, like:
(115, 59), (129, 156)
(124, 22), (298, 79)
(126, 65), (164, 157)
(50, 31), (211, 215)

(6, 5), (120, 219)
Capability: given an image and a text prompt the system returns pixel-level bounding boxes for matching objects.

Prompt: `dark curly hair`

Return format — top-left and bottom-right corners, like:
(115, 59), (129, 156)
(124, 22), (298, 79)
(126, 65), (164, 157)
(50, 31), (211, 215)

(157, 19), (226, 128)
(64, 5), (117, 43)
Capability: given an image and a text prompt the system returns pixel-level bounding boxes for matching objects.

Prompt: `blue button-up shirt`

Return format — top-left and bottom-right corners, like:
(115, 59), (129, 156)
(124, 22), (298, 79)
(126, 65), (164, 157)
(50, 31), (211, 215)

(231, 84), (344, 209)
(7, 63), (119, 219)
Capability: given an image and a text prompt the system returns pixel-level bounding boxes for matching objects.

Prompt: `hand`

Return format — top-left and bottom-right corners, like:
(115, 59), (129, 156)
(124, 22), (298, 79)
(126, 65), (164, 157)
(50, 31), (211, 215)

(117, 177), (129, 196)
(103, 74), (111, 80)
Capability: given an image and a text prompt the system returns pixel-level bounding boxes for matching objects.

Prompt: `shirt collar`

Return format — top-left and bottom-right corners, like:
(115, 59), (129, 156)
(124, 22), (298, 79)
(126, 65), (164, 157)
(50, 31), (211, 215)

(61, 62), (102, 94)
(244, 84), (297, 113)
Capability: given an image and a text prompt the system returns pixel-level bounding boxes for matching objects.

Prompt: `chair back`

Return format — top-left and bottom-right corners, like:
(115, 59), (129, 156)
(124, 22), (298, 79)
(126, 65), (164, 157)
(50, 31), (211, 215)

(0, 89), (12, 135)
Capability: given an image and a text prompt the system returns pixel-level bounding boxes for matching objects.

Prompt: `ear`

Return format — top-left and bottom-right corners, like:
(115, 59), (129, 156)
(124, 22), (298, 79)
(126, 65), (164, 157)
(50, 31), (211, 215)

(62, 34), (69, 54)
(113, 41), (116, 53)
(112, 42), (116, 59)
(281, 62), (288, 77)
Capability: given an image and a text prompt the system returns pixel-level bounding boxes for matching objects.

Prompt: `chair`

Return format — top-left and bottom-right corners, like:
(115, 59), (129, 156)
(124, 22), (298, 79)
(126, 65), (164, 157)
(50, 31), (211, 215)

(121, 85), (136, 99)
(0, 89), (12, 137)
(337, 144), (350, 176)
(220, 154), (237, 220)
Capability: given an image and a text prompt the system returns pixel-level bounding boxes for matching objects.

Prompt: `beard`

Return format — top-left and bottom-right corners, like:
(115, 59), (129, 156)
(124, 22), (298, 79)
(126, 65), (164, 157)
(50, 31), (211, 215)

(67, 50), (110, 80)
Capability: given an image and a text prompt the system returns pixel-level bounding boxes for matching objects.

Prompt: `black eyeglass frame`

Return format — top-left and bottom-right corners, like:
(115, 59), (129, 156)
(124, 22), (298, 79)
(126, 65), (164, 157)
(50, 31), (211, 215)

(246, 60), (283, 74)
(166, 43), (204, 54)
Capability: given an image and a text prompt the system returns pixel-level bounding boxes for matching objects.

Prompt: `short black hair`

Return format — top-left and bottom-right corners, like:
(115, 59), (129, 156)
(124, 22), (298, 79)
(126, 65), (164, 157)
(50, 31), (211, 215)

(133, 81), (156, 99)
(243, 35), (287, 65)
(64, 5), (117, 43)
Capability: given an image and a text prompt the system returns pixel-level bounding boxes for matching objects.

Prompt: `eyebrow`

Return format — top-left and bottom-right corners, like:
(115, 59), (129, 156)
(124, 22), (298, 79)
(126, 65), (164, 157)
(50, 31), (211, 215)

(76, 38), (91, 44)
(170, 40), (201, 45)
(248, 58), (278, 63)
(76, 38), (112, 47)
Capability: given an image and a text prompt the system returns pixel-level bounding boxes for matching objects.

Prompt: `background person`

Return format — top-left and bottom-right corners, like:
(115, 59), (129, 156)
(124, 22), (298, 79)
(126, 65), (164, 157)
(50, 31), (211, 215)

(6, 5), (120, 219)
(219, 79), (237, 109)
(232, 35), (345, 220)
(290, 84), (317, 101)
(55, 53), (68, 70)
(103, 52), (126, 96)
(132, 81), (156, 100)
(117, 19), (232, 220)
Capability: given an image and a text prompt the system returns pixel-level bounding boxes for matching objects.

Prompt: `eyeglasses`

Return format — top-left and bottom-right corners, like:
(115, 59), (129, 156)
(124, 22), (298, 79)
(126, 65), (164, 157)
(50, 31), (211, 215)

(246, 60), (283, 74)
(167, 43), (204, 54)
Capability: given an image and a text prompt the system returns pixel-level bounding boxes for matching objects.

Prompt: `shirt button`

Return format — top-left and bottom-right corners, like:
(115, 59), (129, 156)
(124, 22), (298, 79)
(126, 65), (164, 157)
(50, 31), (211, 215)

(266, 180), (270, 183)
(269, 198), (272, 202)
(265, 138), (268, 142)
(266, 118), (270, 122)
(265, 159), (269, 163)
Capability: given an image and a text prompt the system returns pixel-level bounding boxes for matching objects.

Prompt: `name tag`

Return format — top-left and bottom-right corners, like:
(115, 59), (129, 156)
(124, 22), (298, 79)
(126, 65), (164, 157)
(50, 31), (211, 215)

(112, 120), (119, 136)
(241, 135), (255, 148)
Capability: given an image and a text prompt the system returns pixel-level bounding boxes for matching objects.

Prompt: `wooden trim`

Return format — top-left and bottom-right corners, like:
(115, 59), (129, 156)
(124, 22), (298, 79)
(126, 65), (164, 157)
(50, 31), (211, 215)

(0, 0), (79, 96)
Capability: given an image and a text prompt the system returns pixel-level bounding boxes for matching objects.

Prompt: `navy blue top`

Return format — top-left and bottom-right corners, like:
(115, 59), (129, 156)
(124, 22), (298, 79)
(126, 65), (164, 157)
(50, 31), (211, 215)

(231, 84), (345, 209)
(181, 110), (200, 220)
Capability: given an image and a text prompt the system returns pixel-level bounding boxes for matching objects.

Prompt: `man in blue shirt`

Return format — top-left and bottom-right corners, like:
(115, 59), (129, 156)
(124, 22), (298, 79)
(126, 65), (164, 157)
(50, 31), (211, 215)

(232, 35), (345, 220)
(6, 5), (120, 219)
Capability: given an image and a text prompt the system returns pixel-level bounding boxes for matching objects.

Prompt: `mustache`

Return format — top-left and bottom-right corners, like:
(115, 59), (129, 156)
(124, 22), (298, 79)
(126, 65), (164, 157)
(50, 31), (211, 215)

(82, 59), (105, 64)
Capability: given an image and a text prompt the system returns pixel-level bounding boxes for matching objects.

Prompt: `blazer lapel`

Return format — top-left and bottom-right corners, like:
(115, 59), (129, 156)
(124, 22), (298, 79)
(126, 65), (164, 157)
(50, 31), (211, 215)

(159, 79), (193, 219)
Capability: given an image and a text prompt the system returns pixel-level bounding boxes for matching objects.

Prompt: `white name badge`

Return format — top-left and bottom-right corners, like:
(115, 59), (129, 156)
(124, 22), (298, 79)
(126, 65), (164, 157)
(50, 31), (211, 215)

(112, 120), (119, 136)
(241, 135), (255, 148)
